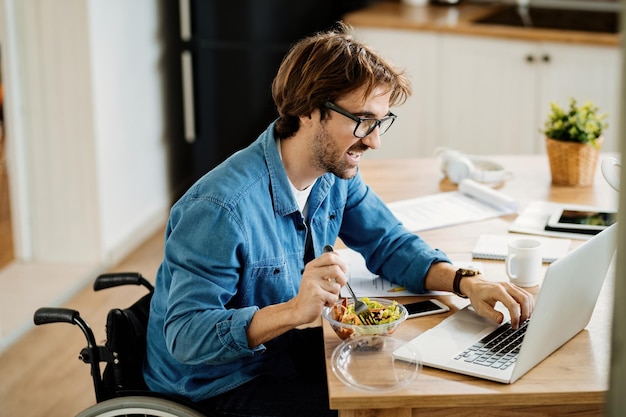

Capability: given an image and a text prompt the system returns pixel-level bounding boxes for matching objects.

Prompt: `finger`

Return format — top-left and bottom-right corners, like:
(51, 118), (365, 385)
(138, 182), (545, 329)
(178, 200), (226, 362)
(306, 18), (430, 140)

(491, 282), (533, 328)
(319, 265), (348, 287)
(474, 301), (506, 326)
(511, 286), (535, 322)
(318, 251), (348, 274)
(472, 293), (519, 329)
(322, 276), (341, 293)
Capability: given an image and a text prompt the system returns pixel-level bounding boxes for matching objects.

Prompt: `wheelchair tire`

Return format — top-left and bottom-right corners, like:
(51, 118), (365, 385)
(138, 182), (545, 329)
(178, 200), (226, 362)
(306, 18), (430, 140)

(75, 396), (208, 417)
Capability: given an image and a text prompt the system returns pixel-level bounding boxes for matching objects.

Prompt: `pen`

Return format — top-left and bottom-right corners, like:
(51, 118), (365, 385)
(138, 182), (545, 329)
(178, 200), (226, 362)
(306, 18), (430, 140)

(388, 286), (407, 293)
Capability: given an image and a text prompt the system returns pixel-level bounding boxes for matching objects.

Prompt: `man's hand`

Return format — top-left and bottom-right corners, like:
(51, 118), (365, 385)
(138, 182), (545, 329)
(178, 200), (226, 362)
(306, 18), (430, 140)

(463, 279), (534, 329)
(425, 262), (534, 329)
(291, 250), (348, 324)
(246, 251), (348, 347)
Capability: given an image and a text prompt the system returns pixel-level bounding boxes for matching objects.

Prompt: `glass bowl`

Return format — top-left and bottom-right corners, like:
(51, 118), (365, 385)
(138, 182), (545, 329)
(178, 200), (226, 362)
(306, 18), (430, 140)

(331, 335), (421, 392)
(322, 297), (408, 340)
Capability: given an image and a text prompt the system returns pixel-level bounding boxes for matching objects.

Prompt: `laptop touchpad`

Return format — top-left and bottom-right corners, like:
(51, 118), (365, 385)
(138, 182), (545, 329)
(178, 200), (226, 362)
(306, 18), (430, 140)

(416, 317), (493, 356)
(439, 318), (490, 349)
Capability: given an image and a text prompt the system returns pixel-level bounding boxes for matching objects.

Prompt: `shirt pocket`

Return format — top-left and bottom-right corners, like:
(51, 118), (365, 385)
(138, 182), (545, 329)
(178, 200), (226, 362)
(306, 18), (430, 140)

(326, 207), (343, 238)
(242, 260), (296, 307)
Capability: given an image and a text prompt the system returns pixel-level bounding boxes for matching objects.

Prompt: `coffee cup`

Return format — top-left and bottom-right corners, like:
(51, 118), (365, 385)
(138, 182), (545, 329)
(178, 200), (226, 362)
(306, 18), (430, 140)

(505, 238), (543, 287)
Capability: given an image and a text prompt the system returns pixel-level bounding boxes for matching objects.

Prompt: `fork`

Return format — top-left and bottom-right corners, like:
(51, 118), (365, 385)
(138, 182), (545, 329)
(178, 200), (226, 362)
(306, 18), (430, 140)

(323, 245), (375, 325)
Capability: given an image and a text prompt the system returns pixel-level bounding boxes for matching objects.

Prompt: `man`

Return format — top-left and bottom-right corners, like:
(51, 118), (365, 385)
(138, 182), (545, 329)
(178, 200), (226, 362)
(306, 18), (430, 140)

(144, 24), (534, 417)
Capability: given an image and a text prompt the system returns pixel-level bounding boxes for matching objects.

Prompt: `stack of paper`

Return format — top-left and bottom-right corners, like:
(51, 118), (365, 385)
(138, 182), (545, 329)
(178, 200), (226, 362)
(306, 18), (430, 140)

(387, 179), (519, 232)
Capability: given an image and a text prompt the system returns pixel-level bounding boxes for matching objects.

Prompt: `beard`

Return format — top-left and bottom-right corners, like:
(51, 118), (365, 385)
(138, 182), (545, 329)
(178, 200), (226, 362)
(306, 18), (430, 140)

(310, 125), (368, 180)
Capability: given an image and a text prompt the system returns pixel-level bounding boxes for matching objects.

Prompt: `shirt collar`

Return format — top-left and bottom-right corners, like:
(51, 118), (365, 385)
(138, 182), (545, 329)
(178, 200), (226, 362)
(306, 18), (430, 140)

(263, 122), (335, 217)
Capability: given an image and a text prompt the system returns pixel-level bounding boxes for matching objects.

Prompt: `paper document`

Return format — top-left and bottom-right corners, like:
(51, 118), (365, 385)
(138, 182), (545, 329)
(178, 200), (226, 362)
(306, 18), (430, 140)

(472, 234), (571, 263)
(337, 248), (482, 297)
(387, 179), (519, 232)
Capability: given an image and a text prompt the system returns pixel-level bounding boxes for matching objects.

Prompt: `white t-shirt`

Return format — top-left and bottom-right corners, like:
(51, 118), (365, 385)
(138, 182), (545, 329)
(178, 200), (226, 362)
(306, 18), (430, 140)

(277, 138), (316, 217)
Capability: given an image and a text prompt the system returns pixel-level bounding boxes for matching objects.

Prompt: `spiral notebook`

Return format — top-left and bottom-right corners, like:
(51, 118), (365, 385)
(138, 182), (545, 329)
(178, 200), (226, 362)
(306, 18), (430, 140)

(472, 234), (571, 263)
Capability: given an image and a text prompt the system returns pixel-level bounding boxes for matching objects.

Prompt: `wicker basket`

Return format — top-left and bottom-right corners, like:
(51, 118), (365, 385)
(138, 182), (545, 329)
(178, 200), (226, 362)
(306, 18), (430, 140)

(545, 136), (603, 187)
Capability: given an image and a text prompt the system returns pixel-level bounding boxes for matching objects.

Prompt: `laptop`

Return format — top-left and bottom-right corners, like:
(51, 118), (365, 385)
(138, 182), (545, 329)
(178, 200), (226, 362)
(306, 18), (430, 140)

(394, 223), (617, 384)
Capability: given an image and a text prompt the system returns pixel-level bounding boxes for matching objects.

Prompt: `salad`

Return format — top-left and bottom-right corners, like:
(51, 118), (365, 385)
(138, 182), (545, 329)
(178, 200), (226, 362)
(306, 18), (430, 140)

(333, 297), (403, 326)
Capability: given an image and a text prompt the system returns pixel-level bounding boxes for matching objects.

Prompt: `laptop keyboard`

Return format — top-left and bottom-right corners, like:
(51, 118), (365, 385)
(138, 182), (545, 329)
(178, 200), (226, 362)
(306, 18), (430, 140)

(454, 320), (530, 370)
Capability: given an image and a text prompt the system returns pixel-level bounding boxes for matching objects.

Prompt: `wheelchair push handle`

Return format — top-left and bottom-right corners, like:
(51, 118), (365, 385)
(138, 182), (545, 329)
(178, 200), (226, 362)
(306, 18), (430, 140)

(33, 306), (105, 400)
(34, 307), (80, 326)
(33, 307), (98, 351)
(94, 272), (154, 293)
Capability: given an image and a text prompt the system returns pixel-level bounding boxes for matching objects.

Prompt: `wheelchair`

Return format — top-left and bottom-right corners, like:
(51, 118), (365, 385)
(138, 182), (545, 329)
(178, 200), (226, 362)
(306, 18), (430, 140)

(33, 272), (215, 417)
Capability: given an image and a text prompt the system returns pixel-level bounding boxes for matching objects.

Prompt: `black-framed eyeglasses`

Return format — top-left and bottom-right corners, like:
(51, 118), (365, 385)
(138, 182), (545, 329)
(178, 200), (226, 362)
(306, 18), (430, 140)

(324, 102), (397, 139)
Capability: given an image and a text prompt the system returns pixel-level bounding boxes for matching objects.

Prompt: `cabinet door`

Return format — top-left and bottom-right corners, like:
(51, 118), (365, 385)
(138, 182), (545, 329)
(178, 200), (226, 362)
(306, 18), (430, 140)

(353, 28), (439, 159)
(439, 35), (538, 155)
(537, 42), (622, 152)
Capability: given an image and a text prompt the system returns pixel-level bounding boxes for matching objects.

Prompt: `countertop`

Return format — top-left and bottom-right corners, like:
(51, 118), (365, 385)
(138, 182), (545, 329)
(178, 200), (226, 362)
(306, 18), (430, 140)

(343, 1), (621, 46)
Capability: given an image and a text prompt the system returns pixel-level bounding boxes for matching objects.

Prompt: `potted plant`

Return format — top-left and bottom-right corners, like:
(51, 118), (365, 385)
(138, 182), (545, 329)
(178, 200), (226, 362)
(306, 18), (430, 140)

(541, 98), (608, 187)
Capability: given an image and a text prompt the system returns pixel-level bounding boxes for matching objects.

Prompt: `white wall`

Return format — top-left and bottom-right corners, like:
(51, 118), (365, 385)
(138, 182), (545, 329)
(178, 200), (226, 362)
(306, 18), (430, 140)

(1, 0), (170, 264)
(88, 0), (169, 261)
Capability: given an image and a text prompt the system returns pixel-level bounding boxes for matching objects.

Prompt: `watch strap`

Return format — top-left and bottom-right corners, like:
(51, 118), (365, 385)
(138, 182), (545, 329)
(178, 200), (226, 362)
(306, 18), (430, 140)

(453, 268), (477, 298)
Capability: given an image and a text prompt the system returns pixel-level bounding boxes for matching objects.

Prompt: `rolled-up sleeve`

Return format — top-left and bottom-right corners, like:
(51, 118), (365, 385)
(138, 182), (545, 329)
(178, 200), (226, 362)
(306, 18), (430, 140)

(162, 197), (265, 365)
(339, 172), (451, 294)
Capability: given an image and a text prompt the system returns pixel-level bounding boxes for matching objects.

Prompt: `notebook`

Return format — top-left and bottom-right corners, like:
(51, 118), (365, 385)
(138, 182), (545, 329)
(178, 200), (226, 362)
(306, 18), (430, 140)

(471, 234), (571, 263)
(394, 223), (617, 384)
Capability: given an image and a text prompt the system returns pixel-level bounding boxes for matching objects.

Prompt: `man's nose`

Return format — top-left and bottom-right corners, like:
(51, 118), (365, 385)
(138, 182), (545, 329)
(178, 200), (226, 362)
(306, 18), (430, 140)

(361, 128), (381, 150)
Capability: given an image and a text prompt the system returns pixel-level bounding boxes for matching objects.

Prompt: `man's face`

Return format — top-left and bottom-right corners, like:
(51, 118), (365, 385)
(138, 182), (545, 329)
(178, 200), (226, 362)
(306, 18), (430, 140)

(311, 86), (392, 179)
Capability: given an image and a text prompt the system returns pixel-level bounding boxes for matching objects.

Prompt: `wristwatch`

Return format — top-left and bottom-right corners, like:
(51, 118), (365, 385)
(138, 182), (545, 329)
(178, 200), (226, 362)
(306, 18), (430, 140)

(453, 267), (479, 298)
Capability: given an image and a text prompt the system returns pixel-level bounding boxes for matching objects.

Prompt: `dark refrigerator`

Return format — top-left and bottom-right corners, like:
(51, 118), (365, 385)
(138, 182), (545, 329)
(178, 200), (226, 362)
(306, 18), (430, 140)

(179, 0), (370, 183)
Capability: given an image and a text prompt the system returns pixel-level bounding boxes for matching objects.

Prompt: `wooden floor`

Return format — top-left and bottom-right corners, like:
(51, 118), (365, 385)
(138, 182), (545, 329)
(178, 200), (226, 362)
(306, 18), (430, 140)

(0, 227), (165, 417)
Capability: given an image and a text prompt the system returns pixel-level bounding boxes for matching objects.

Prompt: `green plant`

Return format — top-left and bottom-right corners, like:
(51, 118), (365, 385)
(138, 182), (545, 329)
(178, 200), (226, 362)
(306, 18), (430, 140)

(541, 98), (608, 148)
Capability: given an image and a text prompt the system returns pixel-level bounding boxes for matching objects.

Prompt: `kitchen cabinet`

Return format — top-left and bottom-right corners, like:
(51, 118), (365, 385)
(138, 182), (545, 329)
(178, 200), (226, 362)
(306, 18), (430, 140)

(352, 28), (621, 158)
(439, 35), (538, 154)
(537, 41), (621, 152)
(353, 28), (439, 160)
(440, 34), (621, 154)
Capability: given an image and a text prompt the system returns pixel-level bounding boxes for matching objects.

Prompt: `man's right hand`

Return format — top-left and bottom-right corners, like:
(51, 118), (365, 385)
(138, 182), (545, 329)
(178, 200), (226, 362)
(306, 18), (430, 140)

(293, 251), (348, 324)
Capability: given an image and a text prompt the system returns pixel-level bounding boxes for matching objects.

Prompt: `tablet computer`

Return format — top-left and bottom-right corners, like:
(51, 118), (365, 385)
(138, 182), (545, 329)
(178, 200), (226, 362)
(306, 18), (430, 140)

(545, 208), (617, 235)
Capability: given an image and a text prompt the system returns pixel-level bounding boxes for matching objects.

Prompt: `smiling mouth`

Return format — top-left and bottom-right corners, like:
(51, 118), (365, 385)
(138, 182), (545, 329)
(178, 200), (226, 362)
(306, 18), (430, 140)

(347, 150), (363, 163)
(347, 143), (369, 162)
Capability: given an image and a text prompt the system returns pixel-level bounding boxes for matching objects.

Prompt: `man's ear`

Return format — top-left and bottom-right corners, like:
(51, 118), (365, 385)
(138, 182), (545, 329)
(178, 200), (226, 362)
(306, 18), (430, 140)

(298, 114), (312, 130)
(299, 109), (320, 129)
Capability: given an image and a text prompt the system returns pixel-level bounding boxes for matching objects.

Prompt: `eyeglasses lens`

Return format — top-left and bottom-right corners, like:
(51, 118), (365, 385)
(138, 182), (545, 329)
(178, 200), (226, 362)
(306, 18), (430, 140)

(378, 117), (395, 135)
(354, 116), (395, 138)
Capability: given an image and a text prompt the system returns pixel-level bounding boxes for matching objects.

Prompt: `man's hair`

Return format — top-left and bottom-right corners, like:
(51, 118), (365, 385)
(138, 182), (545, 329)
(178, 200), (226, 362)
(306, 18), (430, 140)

(272, 22), (412, 139)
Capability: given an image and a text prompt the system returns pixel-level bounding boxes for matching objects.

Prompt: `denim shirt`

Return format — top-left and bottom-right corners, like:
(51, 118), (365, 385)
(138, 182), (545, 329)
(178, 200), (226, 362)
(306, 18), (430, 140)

(144, 122), (451, 402)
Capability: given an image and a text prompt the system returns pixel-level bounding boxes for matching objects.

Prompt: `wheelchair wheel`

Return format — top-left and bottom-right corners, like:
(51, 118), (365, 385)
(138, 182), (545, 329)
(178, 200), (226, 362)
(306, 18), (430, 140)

(75, 396), (207, 417)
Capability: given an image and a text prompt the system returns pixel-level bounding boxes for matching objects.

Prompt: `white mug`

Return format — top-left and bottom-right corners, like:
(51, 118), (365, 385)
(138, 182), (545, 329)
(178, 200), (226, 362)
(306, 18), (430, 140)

(505, 238), (543, 287)
(601, 157), (620, 191)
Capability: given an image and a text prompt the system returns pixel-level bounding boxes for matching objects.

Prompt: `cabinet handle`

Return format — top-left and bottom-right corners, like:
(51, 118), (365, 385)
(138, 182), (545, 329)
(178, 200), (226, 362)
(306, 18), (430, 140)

(526, 54), (535, 63)
(542, 54), (551, 63)
(181, 51), (196, 144)
(179, 0), (191, 41)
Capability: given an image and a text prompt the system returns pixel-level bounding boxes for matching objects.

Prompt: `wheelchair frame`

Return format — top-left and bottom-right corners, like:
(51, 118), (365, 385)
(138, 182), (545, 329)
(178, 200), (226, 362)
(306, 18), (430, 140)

(33, 272), (210, 417)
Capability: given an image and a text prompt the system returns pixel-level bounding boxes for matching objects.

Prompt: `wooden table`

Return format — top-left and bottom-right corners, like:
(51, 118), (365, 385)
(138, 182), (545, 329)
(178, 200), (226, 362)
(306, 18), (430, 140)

(323, 154), (619, 416)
